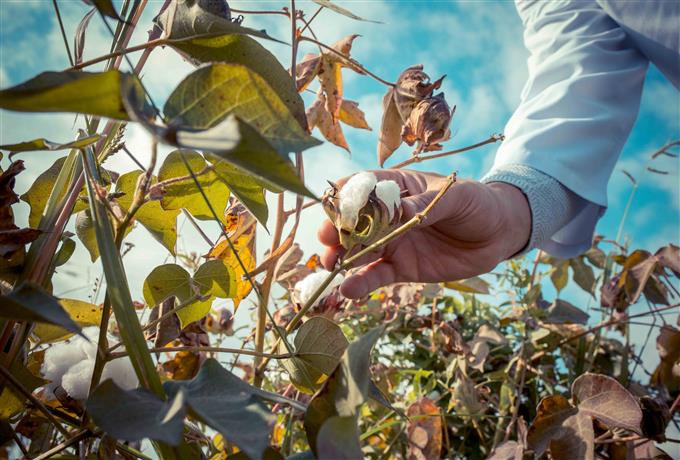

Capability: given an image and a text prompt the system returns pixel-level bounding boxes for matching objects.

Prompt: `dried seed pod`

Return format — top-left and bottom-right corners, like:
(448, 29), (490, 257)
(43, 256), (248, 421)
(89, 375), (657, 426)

(394, 64), (445, 122)
(401, 93), (455, 154)
(321, 172), (402, 253)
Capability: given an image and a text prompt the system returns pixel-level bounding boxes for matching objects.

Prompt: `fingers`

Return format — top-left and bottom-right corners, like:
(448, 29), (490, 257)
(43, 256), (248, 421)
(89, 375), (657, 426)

(317, 219), (339, 246)
(340, 260), (397, 299)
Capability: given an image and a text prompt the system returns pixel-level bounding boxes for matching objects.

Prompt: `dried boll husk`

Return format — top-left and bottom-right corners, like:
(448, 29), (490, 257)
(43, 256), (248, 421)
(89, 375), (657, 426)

(394, 65), (446, 122)
(401, 93), (455, 154)
(322, 179), (402, 253)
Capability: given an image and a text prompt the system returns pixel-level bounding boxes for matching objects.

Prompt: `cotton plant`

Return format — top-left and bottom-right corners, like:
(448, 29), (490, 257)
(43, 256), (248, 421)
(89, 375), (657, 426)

(294, 270), (345, 307)
(41, 327), (138, 400)
(322, 171), (402, 253)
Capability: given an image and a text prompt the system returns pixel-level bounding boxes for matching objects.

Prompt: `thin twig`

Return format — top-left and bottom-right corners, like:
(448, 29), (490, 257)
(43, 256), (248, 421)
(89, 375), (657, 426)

(69, 38), (164, 70)
(32, 430), (95, 460)
(531, 302), (680, 362)
(181, 209), (214, 247)
(110, 346), (293, 360)
(52, 0), (74, 67)
(299, 36), (394, 87)
(0, 360), (70, 438)
(391, 134), (504, 169)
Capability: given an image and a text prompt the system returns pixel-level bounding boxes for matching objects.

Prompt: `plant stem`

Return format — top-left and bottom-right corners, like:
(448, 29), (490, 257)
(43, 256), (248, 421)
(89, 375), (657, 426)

(298, 36), (394, 87)
(530, 302), (680, 362)
(32, 429), (95, 460)
(391, 134), (504, 169)
(69, 38), (165, 70)
(0, 364), (70, 438)
(110, 346), (293, 360)
(52, 0), (74, 67)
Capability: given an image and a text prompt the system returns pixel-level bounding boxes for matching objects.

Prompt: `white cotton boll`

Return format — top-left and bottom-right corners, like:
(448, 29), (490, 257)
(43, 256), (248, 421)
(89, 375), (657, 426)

(295, 271), (345, 306)
(339, 171), (377, 229)
(101, 357), (139, 391)
(60, 359), (95, 400)
(375, 180), (401, 220)
(42, 339), (90, 391)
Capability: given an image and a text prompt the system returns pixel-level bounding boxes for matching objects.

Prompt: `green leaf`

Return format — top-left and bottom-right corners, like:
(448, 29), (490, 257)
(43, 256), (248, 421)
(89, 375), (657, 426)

(163, 63), (320, 154)
(21, 156), (89, 229)
(209, 119), (314, 198)
(0, 134), (100, 156)
(281, 317), (348, 394)
(75, 209), (99, 262)
(316, 415), (362, 460)
(304, 326), (384, 455)
(154, 0), (283, 44)
(33, 298), (102, 343)
(0, 70), (145, 120)
(164, 359), (276, 460)
(570, 257), (596, 296)
(116, 170), (180, 254)
(54, 236), (76, 267)
(85, 0), (126, 21)
(0, 359), (47, 419)
(143, 261), (236, 328)
(157, 150), (229, 223)
(571, 373), (642, 434)
(0, 282), (82, 336)
(207, 153), (270, 226)
(550, 260), (569, 293)
(87, 379), (186, 445)
(543, 299), (589, 325)
(312, 0), (382, 23)
(166, 34), (306, 129)
(444, 276), (490, 294)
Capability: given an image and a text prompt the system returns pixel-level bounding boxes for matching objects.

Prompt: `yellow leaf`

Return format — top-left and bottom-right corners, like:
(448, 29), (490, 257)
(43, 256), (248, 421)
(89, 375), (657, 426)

(207, 204), (257, 311)
(32, 299), (102, 343)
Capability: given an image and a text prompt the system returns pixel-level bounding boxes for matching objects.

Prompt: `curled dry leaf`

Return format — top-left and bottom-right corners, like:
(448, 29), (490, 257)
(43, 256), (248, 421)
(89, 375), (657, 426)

(401, 93), (454, 154)
(0, 161), (41, 258)
(338, 100), (371, 130)
(406, 398), (442, 460)
(306, 91), (349, 152)
(650, 325), (680, 393)
(378, 64), (449, 165)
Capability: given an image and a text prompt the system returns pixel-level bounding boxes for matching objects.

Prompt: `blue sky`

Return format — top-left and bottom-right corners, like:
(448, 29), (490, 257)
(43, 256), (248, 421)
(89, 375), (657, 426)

(0, 0), (679, 452)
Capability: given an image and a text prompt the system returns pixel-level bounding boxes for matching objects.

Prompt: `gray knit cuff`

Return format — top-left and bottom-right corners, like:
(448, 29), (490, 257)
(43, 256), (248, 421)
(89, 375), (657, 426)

(481, 165), (574, 254)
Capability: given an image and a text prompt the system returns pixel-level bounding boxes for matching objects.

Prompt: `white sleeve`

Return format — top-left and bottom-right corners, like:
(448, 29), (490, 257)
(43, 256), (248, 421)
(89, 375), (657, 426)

(483, 0), (649, 257)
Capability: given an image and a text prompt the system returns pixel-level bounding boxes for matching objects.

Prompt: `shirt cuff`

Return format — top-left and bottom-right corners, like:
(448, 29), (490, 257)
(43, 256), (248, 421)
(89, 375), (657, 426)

(481, 164), (588, 256)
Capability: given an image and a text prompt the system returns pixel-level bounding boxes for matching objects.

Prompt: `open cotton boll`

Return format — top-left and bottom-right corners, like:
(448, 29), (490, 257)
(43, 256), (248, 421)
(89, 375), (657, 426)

(42, 339), (90, 392)
(375, 180), (401, 220)
(60, 359), (95, 400)
(101, 357), (139, 391)
(295, 271), (345, 306)
(339, 171), (377, 229)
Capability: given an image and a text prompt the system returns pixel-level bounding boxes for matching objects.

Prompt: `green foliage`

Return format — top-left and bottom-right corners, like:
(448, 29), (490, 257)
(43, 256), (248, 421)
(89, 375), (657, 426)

(87, 380), (187, 445)
(0, 282), (82, 336)
(0, 134), (100, 155)
(163, 63), (320, 155)
(143, 261), (236, 328)
(116, 170), (180, 254)
(0, 70), (145, 120)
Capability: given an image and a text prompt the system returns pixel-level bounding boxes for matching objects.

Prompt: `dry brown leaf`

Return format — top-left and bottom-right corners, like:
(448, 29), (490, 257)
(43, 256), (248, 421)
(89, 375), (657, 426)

(0, 160), (41, 258)
(394, 65), (445, 122)
(295, 53), (321, 92)
(162, 350), (200, 380)
(406, 398), (442, 460)
(378, 87), (405, 166)
(401, 93), (454, 153)
(651, 325), (680, 393)
(306, 92), (349, 152)
(338, 99), (371, 130)
(207, 203), (256, 310)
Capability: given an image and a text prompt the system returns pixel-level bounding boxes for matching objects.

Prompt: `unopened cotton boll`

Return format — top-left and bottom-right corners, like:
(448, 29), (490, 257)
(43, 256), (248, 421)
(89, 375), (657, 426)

(295, 271), (345, 306)
(375, 180), (401, 220)
(338, 171), (377, 230)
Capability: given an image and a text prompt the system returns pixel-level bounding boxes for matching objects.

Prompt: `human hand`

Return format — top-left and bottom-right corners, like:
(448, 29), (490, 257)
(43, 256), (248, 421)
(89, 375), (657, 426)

(317, 169), (531, 299)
